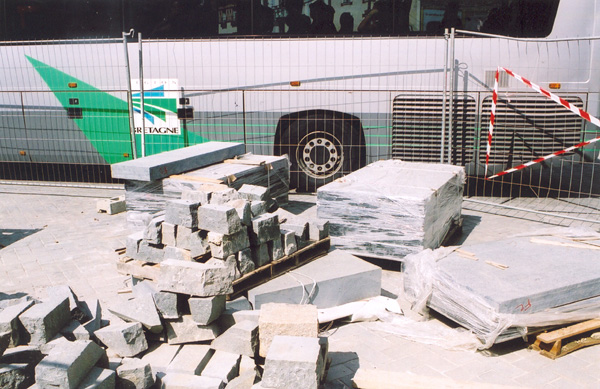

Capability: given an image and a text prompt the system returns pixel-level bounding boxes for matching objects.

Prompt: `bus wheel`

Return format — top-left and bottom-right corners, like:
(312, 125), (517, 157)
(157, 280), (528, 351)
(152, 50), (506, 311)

(274, 110), (366, 193)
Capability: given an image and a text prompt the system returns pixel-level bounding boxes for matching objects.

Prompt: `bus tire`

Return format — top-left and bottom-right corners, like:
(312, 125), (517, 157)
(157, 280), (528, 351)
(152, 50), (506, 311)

(274, 110), (366, 193)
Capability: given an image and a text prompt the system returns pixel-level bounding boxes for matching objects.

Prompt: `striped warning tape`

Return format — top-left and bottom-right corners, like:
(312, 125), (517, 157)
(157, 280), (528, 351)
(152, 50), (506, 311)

(485, 67), (600, 180)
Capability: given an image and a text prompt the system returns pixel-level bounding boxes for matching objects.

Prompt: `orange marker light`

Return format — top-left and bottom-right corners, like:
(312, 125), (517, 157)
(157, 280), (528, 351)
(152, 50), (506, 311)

(68, 82), (78, 88)
(549, 83), (561, 89)
(290, 81), (301, 87)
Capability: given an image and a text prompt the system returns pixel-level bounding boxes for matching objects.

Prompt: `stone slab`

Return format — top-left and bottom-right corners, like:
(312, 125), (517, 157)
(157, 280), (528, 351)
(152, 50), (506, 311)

(200, 350), (240, 384)
(0, 363), (30, 389)
(111, 142), (245, 181)
(161, 373), (225, 389)
(95, 322), (148, 358)
(140, 343), (181, 376)
(189, 295), (226, 325)
(19, 297), (70, 346)
(0, 299), (34, 347)
(108, 294), (163, 334)
(248, 249), (382, 309)
(78, 367), (116, 389)
(167, 344), (214, 376)
(116, 358), (155, 389)
(211, 320), (258, 357)
(165, 315), (221, 345)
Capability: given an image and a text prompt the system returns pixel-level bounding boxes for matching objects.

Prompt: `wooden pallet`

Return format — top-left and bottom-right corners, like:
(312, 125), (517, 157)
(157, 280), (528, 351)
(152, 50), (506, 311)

(116, 256), (161, 281)
(530, 319), (600, 359)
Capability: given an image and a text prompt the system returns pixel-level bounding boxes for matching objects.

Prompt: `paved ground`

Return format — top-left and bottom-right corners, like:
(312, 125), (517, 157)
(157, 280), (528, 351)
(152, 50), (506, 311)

(1, 183), (599, 388)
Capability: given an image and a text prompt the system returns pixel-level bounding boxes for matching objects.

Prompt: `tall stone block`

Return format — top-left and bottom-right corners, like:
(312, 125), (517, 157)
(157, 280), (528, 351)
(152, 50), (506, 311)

(197, 204), (243, 235)
(207, 229), (250, 259)
(167, 344), (214, 376)
(95, 322), (148, 358)
(158, 259), (233, 297)
(165, 199), (199, 229)
(189, 295), (226, 325)
(249, 214), (280, 246)
(19, 297), (70, 346)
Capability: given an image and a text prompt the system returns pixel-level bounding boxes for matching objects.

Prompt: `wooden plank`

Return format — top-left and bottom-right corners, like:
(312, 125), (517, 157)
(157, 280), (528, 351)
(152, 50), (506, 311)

(531, 319), (600, 359)
(224, 158), (265, 166)
(168, 174), (225, 184)
(116, 257), (160, 281)
(536, 319), (600, 343)
(228, 237), (331, 300)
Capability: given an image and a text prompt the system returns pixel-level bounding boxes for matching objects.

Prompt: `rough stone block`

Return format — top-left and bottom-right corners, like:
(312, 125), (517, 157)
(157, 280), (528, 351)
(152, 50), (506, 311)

(78, 367), (116, 389)
(238, 184), (270, 202)
(209, 187), (240, 205)
(60, 320), (91, 341)
(211, 320), (258, 357)
(226, 368), (257, 389)
(116, 358), (155, 389)
(207, 229), (250, 259)
(95, 322), (148, 358)
(80, 299), (102, 334)
(181, 188), (211, 205)
(250, 244), (269, 268)
(140, 343), (181, 376)
(207, 256), (241, 281)
(158, 259), (233, 297)
(143, 214), (164, 245)
(35, 340), (105, 388)
(236, 248), (255, 276)
(0, 345), (43, 365)
(267, 238), (284, 261)
(20, 297), (70, 346)
(164, 246), (192, 262)
(189, 230), (211, 258)
(111, 141), (245, 181)
(96, 196), (126, 215)
(248, 249), (382, 309)
(126, 231), (144, 259)
(0, 294), (32, 311)
(249, 201), (267, 218)
(165, 315), (221, 345)
(45, 285), (80, 313)
(108, 295), (163, 334)
(197, 204), (243, 235)
(153, 292), (179, 320)
(249, 214), (280, 246)
(161, 373), (224, 389)
(189, 295), (226, 325)
(227, 199), (252, 226)
(0, 331), (9, 357)
(308, 220), (329, 241)
(258, 303), (318, 358)
(127, 232), (165, 263)
(167, 344), (214, 376)
(261, 336), (324, 389)
(174, 226), (193, 249)
(0, 299), (34, 347)
(161, 222), (177, 247)
(0, 363), (30, 389)
(280, 229), (297, 256)
(165, 199), (199, 229)
(200, 350), (240, 384)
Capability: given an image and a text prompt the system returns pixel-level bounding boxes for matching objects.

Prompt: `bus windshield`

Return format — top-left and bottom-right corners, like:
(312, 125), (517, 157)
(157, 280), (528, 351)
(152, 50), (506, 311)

(1, 0), (560, 41)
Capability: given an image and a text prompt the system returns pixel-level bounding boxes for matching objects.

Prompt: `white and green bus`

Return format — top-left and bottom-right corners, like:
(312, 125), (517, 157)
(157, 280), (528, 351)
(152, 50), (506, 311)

(1, 0), (598, 194)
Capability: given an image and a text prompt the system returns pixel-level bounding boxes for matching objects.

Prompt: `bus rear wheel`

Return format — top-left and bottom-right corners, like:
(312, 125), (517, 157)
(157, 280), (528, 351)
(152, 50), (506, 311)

(274, 110), (366, 193)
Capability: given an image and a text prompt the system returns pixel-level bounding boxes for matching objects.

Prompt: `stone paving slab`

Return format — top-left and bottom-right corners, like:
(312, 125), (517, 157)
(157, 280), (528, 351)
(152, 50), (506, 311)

(1, 183), (599, 388)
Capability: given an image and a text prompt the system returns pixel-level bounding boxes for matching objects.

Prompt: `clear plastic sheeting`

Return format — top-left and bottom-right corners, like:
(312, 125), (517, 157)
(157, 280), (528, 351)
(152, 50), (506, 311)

(317, 160), (465, 260)
(403, 230), (600, 349)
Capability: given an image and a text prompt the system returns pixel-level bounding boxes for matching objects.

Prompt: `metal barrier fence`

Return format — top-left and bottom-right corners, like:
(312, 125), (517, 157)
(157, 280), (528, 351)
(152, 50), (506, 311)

(1, 31), (599, 225)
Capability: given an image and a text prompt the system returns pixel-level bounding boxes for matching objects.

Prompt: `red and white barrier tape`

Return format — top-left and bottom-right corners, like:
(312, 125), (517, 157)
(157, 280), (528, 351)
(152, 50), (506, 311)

(485, 67), (600, 180)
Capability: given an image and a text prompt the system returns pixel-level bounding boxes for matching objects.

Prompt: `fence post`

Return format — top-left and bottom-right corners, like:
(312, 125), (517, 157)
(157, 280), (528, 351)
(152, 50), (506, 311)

(441, 28), (449, 163)
(447, 28), (456, 164)
(138, 32), (146, 157)
(122, 30), (138, 159)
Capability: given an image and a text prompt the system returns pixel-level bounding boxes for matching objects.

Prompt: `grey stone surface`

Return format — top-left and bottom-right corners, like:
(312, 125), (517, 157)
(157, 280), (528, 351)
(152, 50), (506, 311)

(249, 214), (280, 246)
(0, 363), (30, 389)
(35, 340), (105, 388)
(80, 299), (102, 335)
(189, 230), (211, 258)
(181, 186), (214, 205)
(158, 259), (233, 297)
(308, 220), (329, 241)
(165, 315), (221, 345)
(174, 226), (193, 250)
(211, 320), (258, 357)
(250, 243), (269, 268)
(153, 292), (179, 320)
(167, 344), (214, 375)
(95, 322), (148, 358)
(227, 199), (252, 226)
(238, 185), (270, 202)
(280, 229), (298, 257)
(0, 331), (9, 357)
(108, 295), (163, 333)
(201, 350), (240, 384)
(258, 303), (318, 358)
(206, 256), (241, 281)
(116, 358), (155, 389)
(189, 295), (226, 326)
(143, 215), (164, 245)
(236, 248), (255, 276)
(96, 196), (126, 215)
(78, 367), (116, 389)
(140, 342), (181, 376)
(161, 373), (225, 389)
(161, 222), (177, 247)
(164, 246), (192, 262)
(267, 238), (284, 261)
(46, 285), (80, 313)
(111, 142), (245, 181)
(209, 187), (240, 205)
(262, 335), (324, 389)
(59, 320), (90, 341)
(249, 201), (267, 218)
(225, 368), (257, 389)
(165, 199), (199, 230)
(197, 204), (243, 235)
(0, 299), (34, 347)
(207, 229), (250, 259)
(248, 249), (382, 309)
(19, 297), (70, 346)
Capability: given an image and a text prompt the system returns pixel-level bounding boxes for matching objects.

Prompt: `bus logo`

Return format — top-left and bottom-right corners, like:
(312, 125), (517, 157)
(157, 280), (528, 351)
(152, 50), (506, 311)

(132, 79), (180, 135)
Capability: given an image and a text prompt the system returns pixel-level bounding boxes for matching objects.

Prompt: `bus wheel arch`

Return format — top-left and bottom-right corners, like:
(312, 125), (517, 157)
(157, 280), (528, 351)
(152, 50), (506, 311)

(273, 109), (366, 193)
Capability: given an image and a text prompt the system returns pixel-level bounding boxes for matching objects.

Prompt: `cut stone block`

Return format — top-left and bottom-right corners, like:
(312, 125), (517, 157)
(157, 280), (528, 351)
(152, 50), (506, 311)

(201, 350), (240, 384)
(161, 373), (225, 389)
(162, 222), (177, 247)
(95, 322), (148, 358)
(0, 345), (43, 365)
(80, 299), (102, 335)
(0, 363), (30, 389)
(206, 256), (241, 281)
(197, 204), (243, 235)
(39, 334), (71, 355)
(308, 220), (329, 241)
(0, 299), (34, 347)
(261, 335), (324, 389)
(207, 229), (250, 259)
(238, 184), (270, 202)
(78, 367), (116, 389)
(164, 246), (192, 262)
(211, 320), (258, 357)
(165, 199), (199, 229)
(238, 354), (257, 376)
(0, 331), (9, 357)
(248, 249), (382, 309)
(209, 187), (240, 205)
(111, 141), (245, 181)
(0, 294), (33, 311)
(267, 238), (284, 261)
(174, 226), (193, 249)
(236, 248), (255, 276)
(140, 343), (181, 376)
(250, 201), (267, 218)
(45, 285), (80, 313)
(35, 340), (105, 388)
(19, 297), (70, 346)
(127, 232), (165, 263)
(108, 295), (163, 333)
(258, 303), (318, 358)
(158, 259), (233, 297)
(189, 295), (226, 325)
(60, 320), (90, 341)
(227, 199), (252, 226)
(116, 358), (155, 389)
(250, 243), (269, 268)
(280, 229), (297, 256)
(167, 344), (214, 375)
(96, 196), (126, 215)
(317, 160), (464, 259)
(132, 280), (179, 320)
(143, 214), (164, 245)
(249, 214), (280, 246)
(165, 315), (221, 345)
(226, 368), (257, 389)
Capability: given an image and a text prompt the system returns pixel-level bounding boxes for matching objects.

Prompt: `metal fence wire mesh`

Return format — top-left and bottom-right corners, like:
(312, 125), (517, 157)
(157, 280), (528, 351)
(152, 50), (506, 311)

(0, 31), (599, 225)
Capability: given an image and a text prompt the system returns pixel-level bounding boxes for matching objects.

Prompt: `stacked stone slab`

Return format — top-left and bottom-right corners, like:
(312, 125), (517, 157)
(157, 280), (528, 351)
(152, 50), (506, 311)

(317, 160), (465, 260)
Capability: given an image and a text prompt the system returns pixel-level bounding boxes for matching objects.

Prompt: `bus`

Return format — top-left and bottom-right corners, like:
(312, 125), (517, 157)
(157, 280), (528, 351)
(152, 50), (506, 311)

(1, 0), (598, 194)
